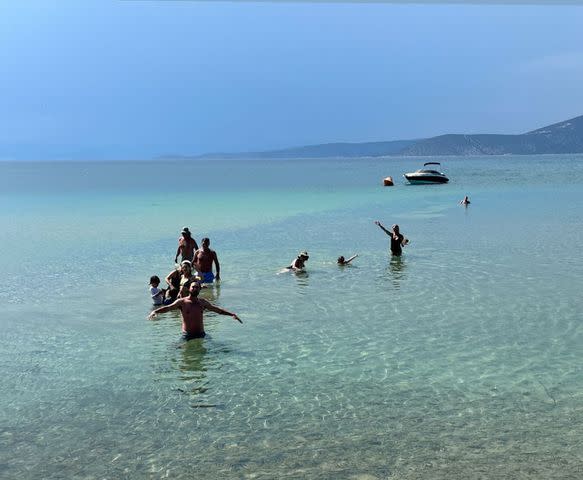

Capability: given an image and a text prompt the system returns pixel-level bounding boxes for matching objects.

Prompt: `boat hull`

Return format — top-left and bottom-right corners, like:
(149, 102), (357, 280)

(403, 174), (449, 184)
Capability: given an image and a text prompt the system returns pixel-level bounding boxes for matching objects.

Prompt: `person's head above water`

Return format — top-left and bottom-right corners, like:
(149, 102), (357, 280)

(201, 237), (210, 248)
(150, 275), (160, 286)
(337, 256), (345, 264)
(392, 224), (400, 233)
(181, 227), (191, 237)
(181, 260), (192, 273)
(298, 251), (309, 260)
(188, 280), (202, 297)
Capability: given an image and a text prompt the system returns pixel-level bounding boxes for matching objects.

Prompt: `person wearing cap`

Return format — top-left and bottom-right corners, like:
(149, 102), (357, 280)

(148, 280), (242, 341)
(287, 251), (310, 271)
(193, 237), (220, 284)
(375, 221), (409, 256)
(175, 227), (198, 264)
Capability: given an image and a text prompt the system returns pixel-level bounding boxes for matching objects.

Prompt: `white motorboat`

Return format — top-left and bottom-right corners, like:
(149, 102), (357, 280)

(403, 162), (449, 184)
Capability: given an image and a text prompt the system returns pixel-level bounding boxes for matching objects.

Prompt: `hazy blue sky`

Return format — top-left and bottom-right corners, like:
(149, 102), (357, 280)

(1, 1), (582, 159)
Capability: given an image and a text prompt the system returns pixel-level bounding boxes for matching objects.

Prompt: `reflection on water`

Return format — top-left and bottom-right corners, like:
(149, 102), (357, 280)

(199, 283), (221, 303)
(387, 255), (407, 289)
(294, 270), (310, 289)
(176, 339), (210, 399)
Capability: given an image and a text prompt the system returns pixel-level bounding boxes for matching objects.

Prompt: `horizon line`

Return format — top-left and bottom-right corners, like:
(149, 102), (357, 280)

(119, 0), (583, 5)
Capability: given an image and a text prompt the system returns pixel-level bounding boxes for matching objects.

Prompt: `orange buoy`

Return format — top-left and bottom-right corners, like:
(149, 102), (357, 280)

(383, 176), (394, 186)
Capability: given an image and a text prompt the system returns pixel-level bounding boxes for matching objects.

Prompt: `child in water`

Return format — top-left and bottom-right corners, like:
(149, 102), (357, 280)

(149, 275), (173, 306)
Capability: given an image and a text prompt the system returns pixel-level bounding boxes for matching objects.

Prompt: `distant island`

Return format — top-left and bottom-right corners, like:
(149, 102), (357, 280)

(162, 114), (583, 159)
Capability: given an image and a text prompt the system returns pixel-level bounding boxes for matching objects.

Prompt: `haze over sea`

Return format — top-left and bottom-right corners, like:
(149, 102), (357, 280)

(1, 155), (582, 479)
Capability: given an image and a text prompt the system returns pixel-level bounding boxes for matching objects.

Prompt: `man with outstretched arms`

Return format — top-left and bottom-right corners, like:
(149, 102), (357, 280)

(148, 281), (241, 340)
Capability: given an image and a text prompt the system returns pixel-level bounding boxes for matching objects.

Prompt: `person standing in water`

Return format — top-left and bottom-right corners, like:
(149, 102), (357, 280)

(178, 260), (200, 297)
(175, 227), (198, 264)
(460, 195), (471, 206)
(375, 221), (409, 256)
(288, 251), (309, 271)
(148, 280), (242, 340)
(193, 237), (220, 284)
(164, 265), (182, 303)
(149, 275), (167, 306)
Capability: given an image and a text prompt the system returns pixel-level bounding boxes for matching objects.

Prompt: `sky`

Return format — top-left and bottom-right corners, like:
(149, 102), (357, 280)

(1, 1), (583, 160)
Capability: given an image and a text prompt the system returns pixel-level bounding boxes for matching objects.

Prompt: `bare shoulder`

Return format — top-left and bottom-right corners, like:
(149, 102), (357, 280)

(173, 297), (185, 307)
(197, 298), (213, 309)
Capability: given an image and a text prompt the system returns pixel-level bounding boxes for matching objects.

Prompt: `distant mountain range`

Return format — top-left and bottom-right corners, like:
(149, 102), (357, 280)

(164, 114), (583, 159)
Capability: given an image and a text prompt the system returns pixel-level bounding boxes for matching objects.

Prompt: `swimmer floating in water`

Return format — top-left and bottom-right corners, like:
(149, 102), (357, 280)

(460, 195), (471, 206)
(337, 254), (358, 265)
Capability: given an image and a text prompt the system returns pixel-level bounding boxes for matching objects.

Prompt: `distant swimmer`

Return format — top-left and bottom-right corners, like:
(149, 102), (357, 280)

(337, 254), (358, 266)
(460, 195), (471, 206)
(175, 227), (199, 264)
(148, 280), (242, 341)
(375, 221), (409, 256)
(288, 251), (309, 271)
(193, 237), (220, 284)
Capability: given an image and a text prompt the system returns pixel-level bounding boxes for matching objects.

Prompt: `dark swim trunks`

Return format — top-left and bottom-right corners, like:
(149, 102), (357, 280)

(182, 332), (206, 341)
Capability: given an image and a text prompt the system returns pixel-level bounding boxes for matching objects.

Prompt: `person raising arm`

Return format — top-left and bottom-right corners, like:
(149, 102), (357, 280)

(337, 254), (358, 265)
(375, 221), (409, 256)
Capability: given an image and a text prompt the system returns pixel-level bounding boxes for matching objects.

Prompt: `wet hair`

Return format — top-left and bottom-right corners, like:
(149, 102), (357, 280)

(337, 256), (345, 264)
(150, 275), (160, 285)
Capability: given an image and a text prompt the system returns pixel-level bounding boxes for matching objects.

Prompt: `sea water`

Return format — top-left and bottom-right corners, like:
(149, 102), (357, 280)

(1, 155), (582, 479)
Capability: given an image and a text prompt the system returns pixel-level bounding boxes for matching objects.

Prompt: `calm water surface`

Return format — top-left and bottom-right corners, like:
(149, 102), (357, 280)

(1, 155), (582, 479)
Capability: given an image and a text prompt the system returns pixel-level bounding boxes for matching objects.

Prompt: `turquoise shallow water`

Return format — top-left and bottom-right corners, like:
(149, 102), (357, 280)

(1, 156), (583, 479)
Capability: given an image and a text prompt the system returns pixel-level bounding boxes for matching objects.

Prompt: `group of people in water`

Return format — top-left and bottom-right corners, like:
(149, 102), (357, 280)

(148, 227), (238, 340)
(148, 195), (470, 341)
(149, 228), (220, 305)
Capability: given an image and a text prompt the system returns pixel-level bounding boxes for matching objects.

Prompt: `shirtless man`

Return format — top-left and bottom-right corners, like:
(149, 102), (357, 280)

(375, 221), (409, 256)
(175, 227), (198, 264)
(148, 281), (242, 340)
(193, 237), (220, 284)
